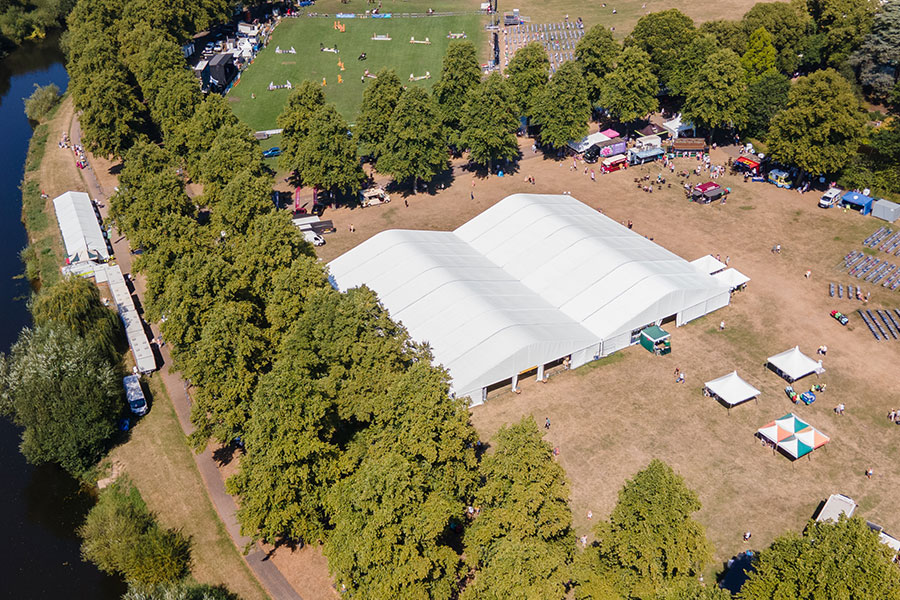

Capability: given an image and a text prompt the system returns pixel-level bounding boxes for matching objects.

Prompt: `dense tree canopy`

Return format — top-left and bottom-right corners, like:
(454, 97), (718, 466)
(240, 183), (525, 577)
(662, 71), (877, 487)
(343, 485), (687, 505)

(626, 9), (696, 88)
(741, 27), (778, 83)
(740, 1), (811, 73)
(31, 276), (122, 362)
(602, 46), (659, 124)
(277, 81), (327, 174)
(768, 68), (866, 174)
(576, 25), (621, 106)
(0, 325), (120, 476)
(699, 19), (748, 55)
(533, 61), (590, 150)
(683, 49), (749, 133)
(849, 1), (900, 101)
(356, 68), (403, 159)
(377, 86), (447, 190)
(296, 104), (366, 196)
(80, 480), (192, 586)
(739, 516), (900, 600)
(461, 417), (574, 600)
(807, 0), (877, 66)
(432, 40), (482, 149)
(744, 70), (791, 139)
(506, 41), (550, 120)
(667, 34), (718, 99)
(577, 460), (712, 600)
(459, 72), (520, 169)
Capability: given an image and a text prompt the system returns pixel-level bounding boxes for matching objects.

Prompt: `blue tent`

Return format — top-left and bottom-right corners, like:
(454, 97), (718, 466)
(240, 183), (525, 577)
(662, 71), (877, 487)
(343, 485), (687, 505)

(841, 191), (874, 215)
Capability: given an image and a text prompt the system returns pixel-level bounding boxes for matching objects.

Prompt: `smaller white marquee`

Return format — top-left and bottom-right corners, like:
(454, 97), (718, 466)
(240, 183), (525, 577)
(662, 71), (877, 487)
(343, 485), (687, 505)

(53, 191), (109, 264)
(691, 254), (727, 275)
(704, 371), (760, 407)
(712, 268), (750, 290)
(767, 346), (821, 382)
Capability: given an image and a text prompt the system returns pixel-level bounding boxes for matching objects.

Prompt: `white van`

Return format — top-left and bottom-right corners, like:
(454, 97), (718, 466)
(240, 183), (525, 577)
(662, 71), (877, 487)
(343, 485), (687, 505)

(302, 229), (325, 246)
(818, 187), (842, 208)
(123, 375), (148, 416)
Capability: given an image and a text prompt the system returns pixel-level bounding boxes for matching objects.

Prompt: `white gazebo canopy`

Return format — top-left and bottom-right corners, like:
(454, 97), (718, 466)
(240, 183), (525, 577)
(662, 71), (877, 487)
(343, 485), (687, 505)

(767, 346), (821, 381)
(691, 254), (727, 275)
(705, 371), (760, 407)
(567, 131), (610, 154)
(712, 268), (750, 290)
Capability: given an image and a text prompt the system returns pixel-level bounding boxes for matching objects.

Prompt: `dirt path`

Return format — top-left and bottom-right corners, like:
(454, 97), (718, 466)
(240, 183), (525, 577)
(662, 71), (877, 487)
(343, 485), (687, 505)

(69, 116), (305, 600)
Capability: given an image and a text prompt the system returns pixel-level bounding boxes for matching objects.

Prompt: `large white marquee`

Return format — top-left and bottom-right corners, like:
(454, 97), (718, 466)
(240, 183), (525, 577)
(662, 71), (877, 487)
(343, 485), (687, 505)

(328, 194), (730, 404)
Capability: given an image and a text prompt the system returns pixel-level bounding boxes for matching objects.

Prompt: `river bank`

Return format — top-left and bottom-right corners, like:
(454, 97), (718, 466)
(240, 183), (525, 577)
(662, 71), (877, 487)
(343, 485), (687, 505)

(19, 95), (269, 600)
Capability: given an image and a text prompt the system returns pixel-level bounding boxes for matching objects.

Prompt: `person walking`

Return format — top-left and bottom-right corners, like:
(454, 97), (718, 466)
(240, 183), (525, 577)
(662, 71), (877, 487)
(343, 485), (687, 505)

(545, 417), (551, 429)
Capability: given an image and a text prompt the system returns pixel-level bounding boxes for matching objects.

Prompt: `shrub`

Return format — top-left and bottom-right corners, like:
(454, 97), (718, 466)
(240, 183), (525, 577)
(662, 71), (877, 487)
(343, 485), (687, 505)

(23, 83), (60, 122)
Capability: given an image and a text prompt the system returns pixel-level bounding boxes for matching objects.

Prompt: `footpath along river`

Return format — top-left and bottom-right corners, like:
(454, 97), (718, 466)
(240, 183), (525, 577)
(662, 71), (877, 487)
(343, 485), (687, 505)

(0, 36), (125, 599)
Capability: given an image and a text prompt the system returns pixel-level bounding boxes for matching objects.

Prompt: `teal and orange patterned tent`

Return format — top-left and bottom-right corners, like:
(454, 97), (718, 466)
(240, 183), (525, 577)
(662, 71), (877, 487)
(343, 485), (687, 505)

(758, 413), (830, 459)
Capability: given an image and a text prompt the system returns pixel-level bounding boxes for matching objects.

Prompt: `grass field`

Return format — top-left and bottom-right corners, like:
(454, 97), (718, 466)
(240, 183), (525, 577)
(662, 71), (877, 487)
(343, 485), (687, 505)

(308, 138), (900, 584)
(229, 12), (485, 130)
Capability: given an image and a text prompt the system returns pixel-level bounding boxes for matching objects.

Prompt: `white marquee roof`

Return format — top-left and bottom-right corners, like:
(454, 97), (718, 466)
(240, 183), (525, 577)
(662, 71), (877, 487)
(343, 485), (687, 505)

(704, 371), (760, 407)
(52, 191), (109, 263)
(691, 254), (727, 275)
(567, 131), (610, 153)
(328, 194), (729, 399)
(712, 267), (750, 289)
(767, 346), (821, 381)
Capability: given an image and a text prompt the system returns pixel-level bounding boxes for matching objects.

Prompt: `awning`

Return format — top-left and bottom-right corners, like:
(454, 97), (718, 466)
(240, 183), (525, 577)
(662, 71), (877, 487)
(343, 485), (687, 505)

(641, 325), (669, 342)
(600, 128), (620, 138)
(735, 156), (760, 169)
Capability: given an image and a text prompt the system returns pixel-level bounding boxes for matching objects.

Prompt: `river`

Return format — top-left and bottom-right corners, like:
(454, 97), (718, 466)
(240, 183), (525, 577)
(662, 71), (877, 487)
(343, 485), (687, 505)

(0, 36), (125, 599)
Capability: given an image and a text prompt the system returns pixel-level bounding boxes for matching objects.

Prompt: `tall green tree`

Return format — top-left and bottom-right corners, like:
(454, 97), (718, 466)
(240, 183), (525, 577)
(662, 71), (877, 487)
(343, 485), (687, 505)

(80, 480), (192, 586)
(506, 41), (550, 121)
(377, 86), (447, 191)
(655, 579), (732, 600)
(807, 0), (877, 66)
(211, 168), (275, 235)
(296, 104), (366, 196)
(744, 70), (791, 139)
(768, 68), (866, 174)
(0, 325), (120, 476)
(741, 27), (778, 83)
(849, 1), (900, 102)
(277, 80), (327, 173)
(77, 70), (147, 158)
(682, 49), (749, 135)
(699, 19), (748, 55)
(532, 61), (590, 150)
(459, 72), (520, 170)
(626, 9), (696, 89)
(356, 68), (403, 159)
(182, 94), (239, 175)
(461, 417), (574, 600)
(576, 460), (713, 600)
(576, 25), (621, 106)
(601, 46), (659, 125)
(667, 34), (718, 99)
(199, 122), (262, 201)
(31, 276), (122, 362)
(739, 517), (900, 600)
(432, 40), (483, 149)
(741, 1), (812, 73)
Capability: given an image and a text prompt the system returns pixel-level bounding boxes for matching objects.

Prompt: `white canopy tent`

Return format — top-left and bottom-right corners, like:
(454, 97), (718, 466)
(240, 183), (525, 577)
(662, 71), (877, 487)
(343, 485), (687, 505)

(329, 194), (730, 404)
(705, 371), (760, 407)
(712, 268), (750, 290)
(567, 131), (610, 154)
(767, 346), (821, 382)
(52, 191), (109, 264)
(662, 114), (694, 139)
(691, 254), (727, 275)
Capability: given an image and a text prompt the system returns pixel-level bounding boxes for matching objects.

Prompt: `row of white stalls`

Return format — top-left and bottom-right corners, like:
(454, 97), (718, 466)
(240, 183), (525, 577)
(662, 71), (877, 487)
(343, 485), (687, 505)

(54, 191), (156, 374)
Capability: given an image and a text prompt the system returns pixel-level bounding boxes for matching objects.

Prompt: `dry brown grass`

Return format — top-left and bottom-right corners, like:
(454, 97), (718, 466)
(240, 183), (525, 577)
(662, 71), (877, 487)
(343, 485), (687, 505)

(314, 137), (900, 580)
(510, 0), (778, 38)
(111, 376), (268, 600)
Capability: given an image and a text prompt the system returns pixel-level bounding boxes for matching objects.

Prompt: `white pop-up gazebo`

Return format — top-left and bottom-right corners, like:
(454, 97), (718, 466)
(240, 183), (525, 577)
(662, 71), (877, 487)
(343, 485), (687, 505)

(712, 268), (750, 291)
(705, 371), (760, 408)
(691, 254), (727, 275)
(767, 346), (822, 382)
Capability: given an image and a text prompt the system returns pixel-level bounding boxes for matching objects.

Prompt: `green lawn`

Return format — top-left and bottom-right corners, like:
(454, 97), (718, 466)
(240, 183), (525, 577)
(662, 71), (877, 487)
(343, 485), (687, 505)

(228, 13), (485, 130)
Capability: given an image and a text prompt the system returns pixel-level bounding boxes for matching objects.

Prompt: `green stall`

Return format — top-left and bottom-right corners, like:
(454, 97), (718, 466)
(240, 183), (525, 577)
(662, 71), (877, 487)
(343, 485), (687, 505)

(640, 325), (671, 355)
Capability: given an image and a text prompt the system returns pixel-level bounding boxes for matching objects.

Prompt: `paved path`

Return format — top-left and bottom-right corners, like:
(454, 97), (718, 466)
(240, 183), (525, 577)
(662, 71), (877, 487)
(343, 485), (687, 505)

(70, 116), (303, 600)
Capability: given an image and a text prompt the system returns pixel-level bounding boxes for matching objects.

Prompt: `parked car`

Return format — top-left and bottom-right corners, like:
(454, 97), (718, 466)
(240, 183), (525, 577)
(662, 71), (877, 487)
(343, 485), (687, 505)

(302, 229), (325, 246)
(123, 375), (148, 416)
(360, 187), (390, 207)
(818, 187), (842, 208)
(831, 310), (849, 325)
(262, 147), (281, 158)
